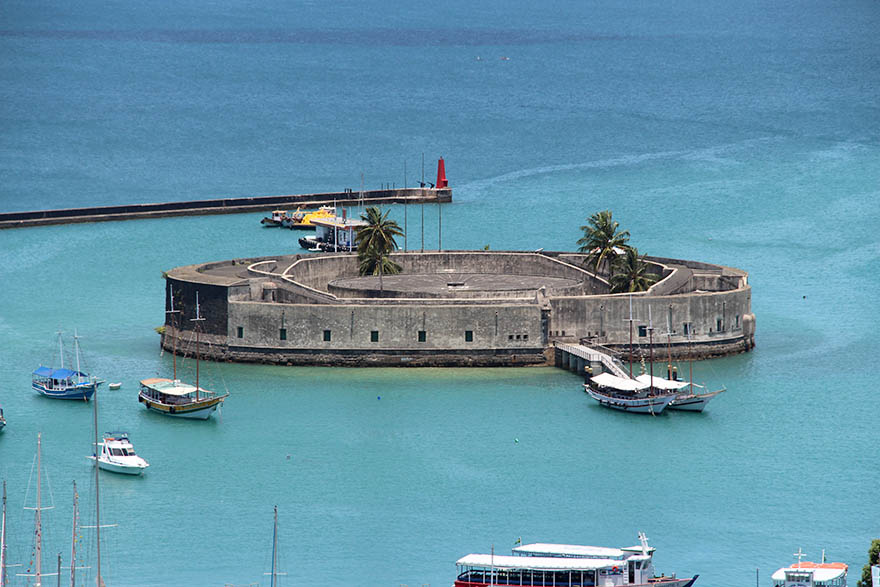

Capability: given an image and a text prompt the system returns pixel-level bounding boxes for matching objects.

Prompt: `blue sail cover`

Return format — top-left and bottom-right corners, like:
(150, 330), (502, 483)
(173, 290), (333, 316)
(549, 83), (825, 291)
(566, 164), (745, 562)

(33, 366), (84, 379)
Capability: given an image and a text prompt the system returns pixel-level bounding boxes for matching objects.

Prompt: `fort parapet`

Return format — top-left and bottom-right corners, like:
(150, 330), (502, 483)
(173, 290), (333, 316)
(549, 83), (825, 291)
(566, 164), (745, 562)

(161, 250), (755, 367)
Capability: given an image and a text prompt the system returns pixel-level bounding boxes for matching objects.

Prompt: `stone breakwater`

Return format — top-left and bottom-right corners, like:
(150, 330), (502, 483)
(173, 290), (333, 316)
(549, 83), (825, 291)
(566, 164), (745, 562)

(0, 187), (451, 229)
(159, 250), (755, 367)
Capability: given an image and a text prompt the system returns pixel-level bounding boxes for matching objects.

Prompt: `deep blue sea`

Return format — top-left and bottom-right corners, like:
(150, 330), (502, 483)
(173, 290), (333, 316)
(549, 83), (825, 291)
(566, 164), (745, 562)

(1, 0), (879, 585)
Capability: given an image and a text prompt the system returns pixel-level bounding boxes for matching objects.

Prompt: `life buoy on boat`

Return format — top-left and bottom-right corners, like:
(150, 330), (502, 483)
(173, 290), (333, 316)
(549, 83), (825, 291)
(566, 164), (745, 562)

(612, 566), (619, 573)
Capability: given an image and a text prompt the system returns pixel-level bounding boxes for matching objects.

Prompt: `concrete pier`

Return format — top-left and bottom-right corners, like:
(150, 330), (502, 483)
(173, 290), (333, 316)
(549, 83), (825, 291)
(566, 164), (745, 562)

(0, 186), (452, 229)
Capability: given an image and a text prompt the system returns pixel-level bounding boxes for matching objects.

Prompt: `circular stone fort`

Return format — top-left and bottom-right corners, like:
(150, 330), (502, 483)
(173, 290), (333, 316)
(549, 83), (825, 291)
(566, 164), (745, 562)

(161, 250), (755, 367)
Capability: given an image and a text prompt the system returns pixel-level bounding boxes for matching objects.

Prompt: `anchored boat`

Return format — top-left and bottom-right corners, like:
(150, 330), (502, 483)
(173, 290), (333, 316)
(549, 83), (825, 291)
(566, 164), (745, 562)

(88, 432), (150, 475)
(139, 290), (228, 420)
(287, 205), (335, 229)
(455, 533), (698, 587)
(771, 550), (848, 587)
(32, 330), (103, 400)
(585, 372), (677, 414)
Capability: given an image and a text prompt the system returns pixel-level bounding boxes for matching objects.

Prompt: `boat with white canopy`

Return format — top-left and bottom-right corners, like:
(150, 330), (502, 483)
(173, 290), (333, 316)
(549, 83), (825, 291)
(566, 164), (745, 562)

(32, 330), (103, 400)
(88, 432), (150, 475)
(585, 372), (677, 414)
(634, 374), (725, 412)
(455, 533), (698, 587)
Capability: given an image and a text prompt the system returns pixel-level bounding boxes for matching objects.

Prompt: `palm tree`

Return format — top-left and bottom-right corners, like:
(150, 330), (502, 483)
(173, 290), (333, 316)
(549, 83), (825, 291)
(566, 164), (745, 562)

(356, 206), (404, 291)
(577, 210), (631, 275)
(609, 247), (659, 293)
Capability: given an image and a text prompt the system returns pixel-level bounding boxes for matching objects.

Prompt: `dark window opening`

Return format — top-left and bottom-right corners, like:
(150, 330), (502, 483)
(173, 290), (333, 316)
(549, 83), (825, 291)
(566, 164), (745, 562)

(638, 325), (647, 337)
(465, 330), (473, 342)
(418, 330), (426, 342)
(370, 330), (379, 343)
(236, 326), (244, 338)
(323, 329), (331, 342)
(683, 322), (691, 335)
(523, 334), (528, 341)
(279, 328), (287, 341)
(717, 318), (723, 331)
(508, 334), (514, 340)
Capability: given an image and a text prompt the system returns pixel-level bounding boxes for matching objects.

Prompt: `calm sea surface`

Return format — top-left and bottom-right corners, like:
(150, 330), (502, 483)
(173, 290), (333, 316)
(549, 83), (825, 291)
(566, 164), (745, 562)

(1, 0), (879, 585)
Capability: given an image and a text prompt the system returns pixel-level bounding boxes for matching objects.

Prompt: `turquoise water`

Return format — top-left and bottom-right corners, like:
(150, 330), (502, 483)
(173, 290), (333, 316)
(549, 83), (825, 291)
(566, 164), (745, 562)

(1, 0), (879, 585)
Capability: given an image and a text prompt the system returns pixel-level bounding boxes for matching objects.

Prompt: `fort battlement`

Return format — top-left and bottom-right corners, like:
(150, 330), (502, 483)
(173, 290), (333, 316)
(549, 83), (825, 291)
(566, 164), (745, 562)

(161, 250), (755, 367)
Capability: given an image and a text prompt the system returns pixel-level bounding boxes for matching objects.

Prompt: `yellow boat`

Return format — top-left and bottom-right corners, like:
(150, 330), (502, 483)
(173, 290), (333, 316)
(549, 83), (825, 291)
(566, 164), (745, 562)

(288, 205), (335, 229)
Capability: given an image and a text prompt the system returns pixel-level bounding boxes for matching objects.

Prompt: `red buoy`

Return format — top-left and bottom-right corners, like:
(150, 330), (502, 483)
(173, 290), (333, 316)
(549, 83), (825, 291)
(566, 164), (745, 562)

(436, 157), (448, 189)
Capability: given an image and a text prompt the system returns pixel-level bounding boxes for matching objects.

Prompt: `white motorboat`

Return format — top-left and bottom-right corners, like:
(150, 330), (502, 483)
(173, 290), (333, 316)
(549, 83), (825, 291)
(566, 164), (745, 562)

(88, 432), (150, 475)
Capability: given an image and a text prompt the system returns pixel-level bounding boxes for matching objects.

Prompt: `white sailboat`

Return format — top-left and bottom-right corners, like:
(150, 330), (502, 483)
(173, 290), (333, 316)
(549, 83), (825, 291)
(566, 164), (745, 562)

(1, 480), (7, 587)
(264, 506), (287, 587)
(18, 433), (59, 586)
(665, 328), (725, 412)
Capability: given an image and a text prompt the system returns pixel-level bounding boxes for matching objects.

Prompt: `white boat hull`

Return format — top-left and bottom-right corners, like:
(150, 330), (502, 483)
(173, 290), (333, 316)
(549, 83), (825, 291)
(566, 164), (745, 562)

(88, 456), (148, 475)
(668, 390), (724, 412)
(585, 386), (676, 414)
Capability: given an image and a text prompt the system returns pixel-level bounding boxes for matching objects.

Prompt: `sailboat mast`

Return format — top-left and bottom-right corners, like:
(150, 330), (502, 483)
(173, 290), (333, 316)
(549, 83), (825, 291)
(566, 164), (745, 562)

(70, 482), (77, 587)
(648, 306), (654, 389)
(74, 330), (82, 385)
(666, 314), (673, 380)
(270, 506), (278, 587)
(628, 295), (634, 378)
(167, 288), (180, 381)
(59, 331), (65, 370)
(1, 480), (7, 587)
(36, 433), (43, 586)
(688, 331), (694, 394)
(93, 387), (102, 586)
(192, 292), (205, 401)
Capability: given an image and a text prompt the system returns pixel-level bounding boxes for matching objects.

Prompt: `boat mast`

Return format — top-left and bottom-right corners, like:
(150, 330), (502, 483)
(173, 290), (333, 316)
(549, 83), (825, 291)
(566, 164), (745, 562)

(166, 289), (180, 381)
(665, 314), (673, 380)
(628, 295), (634, 378)
(70, 482), (78, 587)
(1, 480), (7, 587)
(648, 306), (654, 390)
(58, 330), (65, 370)
(92, 385), (102, 586)
(36, 433), (43, 585)
(192, 291), (205, 401)
(687, 331), (693, 395)
(74, 330), (82, 385)
(270, 506), (278, 587)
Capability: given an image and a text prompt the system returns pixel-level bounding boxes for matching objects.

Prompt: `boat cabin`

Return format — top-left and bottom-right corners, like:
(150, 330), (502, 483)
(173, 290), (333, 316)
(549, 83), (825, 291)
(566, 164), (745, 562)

(771, 563), (848, 587)
(634, 374), (689, 392)
(32, 366), (87, 390)
(455, 554), (637, 587)
(101, 433), (138, 457)
(590, 373), (651, 396)
(513, 543), (657, 585)
(311, 216), (368, 251)
(139, 377), (217, 404)
(270, 210), (287, 222)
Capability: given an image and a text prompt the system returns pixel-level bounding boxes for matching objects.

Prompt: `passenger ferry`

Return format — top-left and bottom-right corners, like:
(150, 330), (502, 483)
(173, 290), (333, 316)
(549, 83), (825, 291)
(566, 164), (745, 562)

(455, 534), (697, 587)
(771, 550), (847, 587)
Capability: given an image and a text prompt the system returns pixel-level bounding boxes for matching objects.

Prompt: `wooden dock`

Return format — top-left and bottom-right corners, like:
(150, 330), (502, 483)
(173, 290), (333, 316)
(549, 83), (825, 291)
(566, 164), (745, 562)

(554, 342), (632, 379)
(0, 186), (452, 229)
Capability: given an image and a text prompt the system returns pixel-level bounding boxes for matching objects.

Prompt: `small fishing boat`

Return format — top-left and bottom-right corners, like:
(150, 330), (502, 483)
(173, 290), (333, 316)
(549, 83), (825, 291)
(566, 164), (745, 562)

(32, 330), (103, 400)
(298, 215), (367, 252)
(771, 550), (847, 587)
(0, 405), (5, 432)
(88, 432), (150, 475)
(585, 372), (677, 414)
(108, 382), (122, 390)
(261, 210), (289, 227)
(455, 533), (698, 587)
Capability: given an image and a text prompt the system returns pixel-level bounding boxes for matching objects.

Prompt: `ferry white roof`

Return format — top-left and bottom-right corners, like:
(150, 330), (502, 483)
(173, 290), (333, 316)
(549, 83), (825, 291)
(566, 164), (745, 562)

(591, 372), (649, 391)
(140, 377), (210, 396)
(635, 374), (690, 390)
(456, 554), (624, 571)
(513, 543), (626, 558)
(770, 563), (847, 582)
(311, 217), (368, 229)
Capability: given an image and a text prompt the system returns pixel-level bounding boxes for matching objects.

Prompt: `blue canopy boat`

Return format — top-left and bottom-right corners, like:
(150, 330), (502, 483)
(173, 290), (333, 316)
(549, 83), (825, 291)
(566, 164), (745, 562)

(32, 331), (103, 400)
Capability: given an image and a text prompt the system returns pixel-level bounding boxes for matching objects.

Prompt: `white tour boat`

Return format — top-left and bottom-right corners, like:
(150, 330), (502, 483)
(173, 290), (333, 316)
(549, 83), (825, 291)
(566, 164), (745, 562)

(88, 432), (150, 475)
(585, 372), (677, 414)
(455, 533), (698, 587)
(771, 550), (847, 587)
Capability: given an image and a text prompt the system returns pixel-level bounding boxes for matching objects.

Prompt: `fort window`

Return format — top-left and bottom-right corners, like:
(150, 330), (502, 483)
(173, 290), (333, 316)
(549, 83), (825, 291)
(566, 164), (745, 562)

(418, 330), (426, 343)
(323, 329), (331, 342)
(523, 334), (528, 341)
(237, 326), (244, 338)
(465, 330), (473, 342)
(683, 322), (692, 335)
(717, 318), (723, 331)
(279, 328), (287, 341)
(638, 325), (647, 337)
(370, 330), (379, 343)
(735, 314), (740, 328)
(508, 334), (514, 340)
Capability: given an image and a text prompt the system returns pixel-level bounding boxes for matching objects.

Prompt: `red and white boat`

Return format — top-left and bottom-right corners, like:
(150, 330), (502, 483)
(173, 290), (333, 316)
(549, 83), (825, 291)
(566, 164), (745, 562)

(454, 533), (698, 587)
